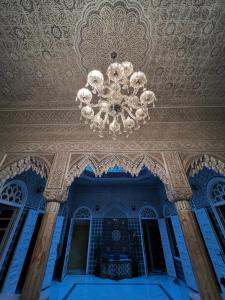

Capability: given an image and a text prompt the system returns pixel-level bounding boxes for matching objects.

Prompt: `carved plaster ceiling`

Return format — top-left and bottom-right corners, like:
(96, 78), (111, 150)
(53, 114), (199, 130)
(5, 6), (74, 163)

(0, 0), (225, 146)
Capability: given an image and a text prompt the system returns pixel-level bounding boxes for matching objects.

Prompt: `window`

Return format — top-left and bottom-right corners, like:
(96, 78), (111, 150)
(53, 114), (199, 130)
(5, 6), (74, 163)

(0, 204), (18, 255)
(211, 181), (225, 203)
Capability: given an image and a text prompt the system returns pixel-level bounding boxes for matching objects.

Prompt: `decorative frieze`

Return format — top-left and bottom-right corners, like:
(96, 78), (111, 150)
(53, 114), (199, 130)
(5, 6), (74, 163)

(1, 140), (225, 154)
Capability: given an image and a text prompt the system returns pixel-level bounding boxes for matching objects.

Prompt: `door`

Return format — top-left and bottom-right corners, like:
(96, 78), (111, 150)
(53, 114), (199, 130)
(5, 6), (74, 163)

(142, 219), (166, 274)
(68, 222), (90, 274)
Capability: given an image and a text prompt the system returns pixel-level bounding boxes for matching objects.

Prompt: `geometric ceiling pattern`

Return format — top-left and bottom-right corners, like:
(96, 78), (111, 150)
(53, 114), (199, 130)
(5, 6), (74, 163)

(0, 0), (224, 109)
(0, 0), (224, 147)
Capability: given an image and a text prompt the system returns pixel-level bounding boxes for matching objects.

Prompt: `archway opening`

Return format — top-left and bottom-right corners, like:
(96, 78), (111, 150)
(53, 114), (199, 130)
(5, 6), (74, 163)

(63, 165), (169, 280)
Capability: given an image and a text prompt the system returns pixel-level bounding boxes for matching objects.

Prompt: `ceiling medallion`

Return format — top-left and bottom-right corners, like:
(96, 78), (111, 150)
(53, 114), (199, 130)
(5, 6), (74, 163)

(76, 61), (157, 139)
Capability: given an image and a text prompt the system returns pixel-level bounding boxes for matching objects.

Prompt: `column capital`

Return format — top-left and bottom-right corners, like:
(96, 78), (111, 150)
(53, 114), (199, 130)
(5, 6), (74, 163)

(166, 185), (192, 203)
(174, 199), (192, 211)
(43, 187), (69, 203)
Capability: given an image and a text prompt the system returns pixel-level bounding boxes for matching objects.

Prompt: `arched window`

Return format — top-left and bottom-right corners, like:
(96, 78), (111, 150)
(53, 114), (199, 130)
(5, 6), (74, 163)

(0, 180), (28, 257)
(211, 181), (225, 203)
(0, 180), (28, 207)
(140, 206), (157, 219)
(206, 177), (225, 252)
(74, 207), (91, 219)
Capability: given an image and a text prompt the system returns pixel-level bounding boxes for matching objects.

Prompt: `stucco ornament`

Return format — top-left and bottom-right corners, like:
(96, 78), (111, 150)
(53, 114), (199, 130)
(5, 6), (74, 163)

(190, 154), (225, 177)
(43, 186), (69, 203)
(0, 156), (48, 185)
(65, 154), (169, 186)
(74, 0), (151, 75)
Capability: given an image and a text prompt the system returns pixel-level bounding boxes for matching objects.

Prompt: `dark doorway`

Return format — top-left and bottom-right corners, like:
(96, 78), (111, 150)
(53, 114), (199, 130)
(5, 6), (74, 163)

(142, 219), (166, 274)
(68, 222), (90, 274)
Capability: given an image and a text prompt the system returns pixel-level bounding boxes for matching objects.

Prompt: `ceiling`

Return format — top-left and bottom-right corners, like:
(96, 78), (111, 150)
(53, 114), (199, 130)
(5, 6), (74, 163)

(0, 0), (225, 145)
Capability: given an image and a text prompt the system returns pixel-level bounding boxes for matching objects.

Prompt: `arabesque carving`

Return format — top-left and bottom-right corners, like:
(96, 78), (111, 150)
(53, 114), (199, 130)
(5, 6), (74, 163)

(65, 154), (169, 186)
(0, 156), (49, 185)
(163, 151), (193, 202)
(189, 154), (225, 177)
(43, 187), (69, 203)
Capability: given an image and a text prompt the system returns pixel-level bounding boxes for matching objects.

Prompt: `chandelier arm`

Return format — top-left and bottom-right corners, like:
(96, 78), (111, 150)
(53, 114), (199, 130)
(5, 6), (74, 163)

(123, 107), (137, 120)
(77, 62), (156, 139)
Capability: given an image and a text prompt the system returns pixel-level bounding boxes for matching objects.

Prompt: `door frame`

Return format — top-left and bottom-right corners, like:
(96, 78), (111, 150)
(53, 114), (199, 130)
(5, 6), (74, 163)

(139, 206), (158, 276)
(66, 207), (92, 275)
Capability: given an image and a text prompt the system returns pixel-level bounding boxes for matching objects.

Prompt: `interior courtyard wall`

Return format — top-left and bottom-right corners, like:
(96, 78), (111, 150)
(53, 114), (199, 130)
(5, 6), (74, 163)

(68, 183), (161, 218)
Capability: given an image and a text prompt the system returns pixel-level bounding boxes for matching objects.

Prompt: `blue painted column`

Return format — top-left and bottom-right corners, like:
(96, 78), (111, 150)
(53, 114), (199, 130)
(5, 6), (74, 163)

(2, 210), (39, 293)
(195, 208), (225, 296)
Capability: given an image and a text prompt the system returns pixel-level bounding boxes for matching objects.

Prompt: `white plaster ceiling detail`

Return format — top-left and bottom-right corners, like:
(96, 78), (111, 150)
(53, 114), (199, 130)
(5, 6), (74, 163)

(0, 0), (224, 109)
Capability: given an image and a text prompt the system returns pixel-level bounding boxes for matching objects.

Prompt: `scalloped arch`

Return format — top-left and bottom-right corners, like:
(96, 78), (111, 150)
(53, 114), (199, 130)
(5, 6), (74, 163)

(186, 154), (225, 178)
(65, 154), (169, 186)
(0, 156), (50, 185)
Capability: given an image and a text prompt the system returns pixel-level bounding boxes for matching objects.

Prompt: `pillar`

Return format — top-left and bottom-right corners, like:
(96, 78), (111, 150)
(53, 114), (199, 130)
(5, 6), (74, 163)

(21, 152), (71, 300)
(175, 199), (221, 300)
(21, 200), (60, 300)
(163, 151), (222, 300)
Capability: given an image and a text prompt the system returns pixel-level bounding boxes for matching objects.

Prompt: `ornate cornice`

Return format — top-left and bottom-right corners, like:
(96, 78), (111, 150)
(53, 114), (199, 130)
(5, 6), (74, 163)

(1, 140), (225, 153)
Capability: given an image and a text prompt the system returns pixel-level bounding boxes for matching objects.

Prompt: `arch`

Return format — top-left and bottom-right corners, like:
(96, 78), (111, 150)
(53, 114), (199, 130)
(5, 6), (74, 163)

(65, 154), (169, 187)
(207, 176), (225, 204)
(74, 206), (92, 219)
(0, 179), (28, 207)
(0, 156), (50, 185)
(185, 154), (225, 178)
(139, 206), (158, 219)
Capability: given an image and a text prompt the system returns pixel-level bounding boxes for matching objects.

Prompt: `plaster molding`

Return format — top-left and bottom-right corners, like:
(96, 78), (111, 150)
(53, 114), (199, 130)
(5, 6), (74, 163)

(189, 154), (225, 178)
(162, 151), (193, 202)
(0, 156), (49, 185)
(1, 140), (225, 154)
(65, 153), (169, 186)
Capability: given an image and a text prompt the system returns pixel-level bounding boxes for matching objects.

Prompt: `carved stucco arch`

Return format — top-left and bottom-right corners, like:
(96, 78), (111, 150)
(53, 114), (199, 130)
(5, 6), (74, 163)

(185, 154), (225, 178)
(65, 154), (169, 187)
(0, 156), (50, 186)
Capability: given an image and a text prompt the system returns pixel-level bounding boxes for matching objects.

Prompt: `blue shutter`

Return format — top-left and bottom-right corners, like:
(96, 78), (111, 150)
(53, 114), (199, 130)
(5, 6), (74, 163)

(158, 218), (176, 277)
(171, 215), (197, 290)
(61, 219), (74, 280)
(2, 210), (38, 293)
(195, 208), (225, 295)
(41, 216), (64, 290)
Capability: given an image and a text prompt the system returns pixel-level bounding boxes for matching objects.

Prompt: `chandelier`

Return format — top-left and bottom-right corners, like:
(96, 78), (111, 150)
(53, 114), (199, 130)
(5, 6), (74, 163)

(76, 61), (157, 139)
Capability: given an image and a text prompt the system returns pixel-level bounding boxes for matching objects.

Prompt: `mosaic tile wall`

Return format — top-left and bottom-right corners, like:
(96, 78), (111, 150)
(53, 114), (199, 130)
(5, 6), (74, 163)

(88, 219), (103, 274)
(88, 218), (145, 276)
